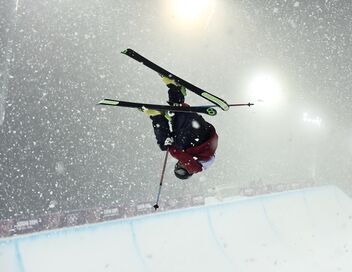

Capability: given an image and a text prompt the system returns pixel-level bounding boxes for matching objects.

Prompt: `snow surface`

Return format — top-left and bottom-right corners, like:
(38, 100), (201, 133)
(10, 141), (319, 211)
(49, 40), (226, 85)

(1, 185), (352, 272)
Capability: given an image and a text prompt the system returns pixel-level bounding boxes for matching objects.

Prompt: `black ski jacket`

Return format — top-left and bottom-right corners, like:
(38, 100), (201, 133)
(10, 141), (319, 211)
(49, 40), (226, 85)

(150, 109), (214, 151)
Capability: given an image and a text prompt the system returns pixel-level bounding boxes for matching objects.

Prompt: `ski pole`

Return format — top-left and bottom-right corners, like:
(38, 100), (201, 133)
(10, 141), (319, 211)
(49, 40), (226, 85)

(201, 102), (254, 109)
(228, 102), (254, 107)
(153, 150), (169, 211)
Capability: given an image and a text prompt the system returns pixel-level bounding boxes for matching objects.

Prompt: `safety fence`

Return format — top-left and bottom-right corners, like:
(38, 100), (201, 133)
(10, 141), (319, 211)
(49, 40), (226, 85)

(0, 180), (315, 238)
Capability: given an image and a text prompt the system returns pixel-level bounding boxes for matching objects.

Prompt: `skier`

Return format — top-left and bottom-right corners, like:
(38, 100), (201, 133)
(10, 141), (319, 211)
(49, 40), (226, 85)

(143, 77), (218, 179)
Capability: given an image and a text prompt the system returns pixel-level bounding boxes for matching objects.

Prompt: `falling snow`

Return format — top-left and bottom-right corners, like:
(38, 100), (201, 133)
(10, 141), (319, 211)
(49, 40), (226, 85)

(0, 0), (352, 225)
(192, 120), (200, 129)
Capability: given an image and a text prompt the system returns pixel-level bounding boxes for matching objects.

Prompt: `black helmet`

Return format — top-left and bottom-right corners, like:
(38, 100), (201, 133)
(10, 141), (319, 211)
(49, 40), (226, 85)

(174, 162), (193, 180)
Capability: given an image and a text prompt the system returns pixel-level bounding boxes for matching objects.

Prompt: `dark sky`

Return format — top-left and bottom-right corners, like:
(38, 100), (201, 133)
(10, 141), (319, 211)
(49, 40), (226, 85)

(1, 0), (352, 219)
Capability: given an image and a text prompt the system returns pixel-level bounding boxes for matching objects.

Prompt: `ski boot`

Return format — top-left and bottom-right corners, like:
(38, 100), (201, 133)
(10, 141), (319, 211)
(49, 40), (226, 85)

(160, 75), (187, 106)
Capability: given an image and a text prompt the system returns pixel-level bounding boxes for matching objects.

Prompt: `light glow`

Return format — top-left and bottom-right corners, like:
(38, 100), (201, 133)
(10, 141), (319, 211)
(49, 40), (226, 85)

(303, 112), (322, 127)
(248, 73), (283, 107)
(170, 0), (215, 25)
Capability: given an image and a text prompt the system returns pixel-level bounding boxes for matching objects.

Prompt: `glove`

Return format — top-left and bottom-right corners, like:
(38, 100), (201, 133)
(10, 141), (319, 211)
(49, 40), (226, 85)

(164, 137), (174, 146)
(164, 111), (174, 121)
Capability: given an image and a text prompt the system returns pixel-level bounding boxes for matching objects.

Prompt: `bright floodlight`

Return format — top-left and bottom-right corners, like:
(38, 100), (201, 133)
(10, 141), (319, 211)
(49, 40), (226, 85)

(248, 73), (283, 107)
(170, 0), (214, 23)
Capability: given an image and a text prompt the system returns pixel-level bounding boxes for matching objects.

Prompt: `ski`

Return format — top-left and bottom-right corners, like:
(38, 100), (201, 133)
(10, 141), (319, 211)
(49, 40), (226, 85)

(121, 48), (229, 111)
(97, 99), (218, 116)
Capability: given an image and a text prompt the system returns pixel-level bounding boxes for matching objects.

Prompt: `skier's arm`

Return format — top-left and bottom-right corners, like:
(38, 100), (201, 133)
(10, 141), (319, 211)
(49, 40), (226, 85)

(169, 147), (203, 174)
(150, 115), (171, 151)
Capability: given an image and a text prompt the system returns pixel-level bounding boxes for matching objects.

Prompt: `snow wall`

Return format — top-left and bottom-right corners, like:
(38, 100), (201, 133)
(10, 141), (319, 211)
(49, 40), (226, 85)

(1, 185), (352, 272)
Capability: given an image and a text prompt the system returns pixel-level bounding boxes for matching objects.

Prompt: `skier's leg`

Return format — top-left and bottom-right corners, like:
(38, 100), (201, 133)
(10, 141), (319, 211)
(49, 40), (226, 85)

(150, 114), (172, 151)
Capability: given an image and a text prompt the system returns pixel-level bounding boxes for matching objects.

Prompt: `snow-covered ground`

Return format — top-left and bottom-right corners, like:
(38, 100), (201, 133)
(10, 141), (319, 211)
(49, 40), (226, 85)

(1, 185), (351, 272)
